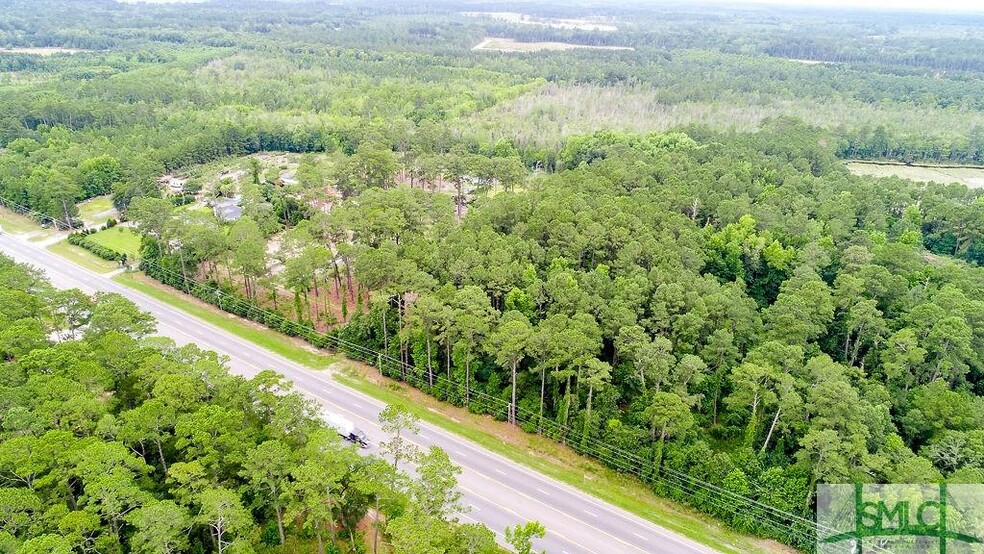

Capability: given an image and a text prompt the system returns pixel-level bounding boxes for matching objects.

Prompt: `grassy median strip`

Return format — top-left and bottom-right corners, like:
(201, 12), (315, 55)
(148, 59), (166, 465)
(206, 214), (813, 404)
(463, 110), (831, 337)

(113, 271), (336, 369)
(334, 368), (785, 554)
(47, 240), (119, 273)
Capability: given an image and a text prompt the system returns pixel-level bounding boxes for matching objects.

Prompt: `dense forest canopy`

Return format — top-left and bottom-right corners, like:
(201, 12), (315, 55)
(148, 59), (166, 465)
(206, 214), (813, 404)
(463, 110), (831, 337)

(3, 0), (984, 552)
(0, 255), (506, 553)
(130, 120), (984, 550)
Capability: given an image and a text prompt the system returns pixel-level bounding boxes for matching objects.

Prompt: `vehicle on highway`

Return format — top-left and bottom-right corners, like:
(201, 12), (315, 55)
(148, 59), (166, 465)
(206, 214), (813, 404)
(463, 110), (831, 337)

(324, 411), (369, 448)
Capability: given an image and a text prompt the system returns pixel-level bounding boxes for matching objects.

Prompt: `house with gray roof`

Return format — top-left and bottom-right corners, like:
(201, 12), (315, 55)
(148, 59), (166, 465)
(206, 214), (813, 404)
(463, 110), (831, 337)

(212, 196), (243, 222)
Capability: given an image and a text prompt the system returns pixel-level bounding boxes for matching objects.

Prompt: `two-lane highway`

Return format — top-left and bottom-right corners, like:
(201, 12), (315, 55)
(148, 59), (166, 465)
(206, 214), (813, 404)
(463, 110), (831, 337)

(0, 232), (716, 554)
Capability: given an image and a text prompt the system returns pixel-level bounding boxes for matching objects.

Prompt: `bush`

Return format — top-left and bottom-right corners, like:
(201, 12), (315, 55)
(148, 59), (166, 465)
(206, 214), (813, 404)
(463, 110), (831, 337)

(171, 193), (196, 207)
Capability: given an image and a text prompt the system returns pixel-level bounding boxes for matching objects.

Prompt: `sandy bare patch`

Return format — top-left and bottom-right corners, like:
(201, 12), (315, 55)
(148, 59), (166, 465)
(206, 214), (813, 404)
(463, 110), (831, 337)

(473, 37), (633, 53)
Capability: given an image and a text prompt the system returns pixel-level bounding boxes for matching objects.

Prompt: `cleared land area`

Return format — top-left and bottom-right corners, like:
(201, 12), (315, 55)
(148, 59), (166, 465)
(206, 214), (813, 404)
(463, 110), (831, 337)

(78, 195), (115, 225)
(846, 162), (984, 188)
(462, 11), (618, 31)
(473, 37), (634, 52)
(0, 47), (83, 55)
(466, 83), (984, 148)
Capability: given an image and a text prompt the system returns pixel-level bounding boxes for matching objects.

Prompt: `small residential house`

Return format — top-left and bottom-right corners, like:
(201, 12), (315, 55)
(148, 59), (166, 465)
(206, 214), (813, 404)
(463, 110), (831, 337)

(212, 196), (243, 222)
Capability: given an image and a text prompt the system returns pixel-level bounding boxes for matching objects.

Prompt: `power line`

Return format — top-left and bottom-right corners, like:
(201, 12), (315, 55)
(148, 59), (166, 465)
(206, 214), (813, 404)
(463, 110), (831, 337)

(2, 196), (833, 548)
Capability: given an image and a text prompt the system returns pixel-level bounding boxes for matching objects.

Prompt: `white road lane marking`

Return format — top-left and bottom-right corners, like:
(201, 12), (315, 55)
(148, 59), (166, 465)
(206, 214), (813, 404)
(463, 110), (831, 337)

(2, 234), (710, 554)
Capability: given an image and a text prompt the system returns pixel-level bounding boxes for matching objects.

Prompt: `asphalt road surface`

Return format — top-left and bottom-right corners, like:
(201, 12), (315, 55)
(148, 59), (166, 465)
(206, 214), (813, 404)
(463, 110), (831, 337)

(0, 232), (718, 554)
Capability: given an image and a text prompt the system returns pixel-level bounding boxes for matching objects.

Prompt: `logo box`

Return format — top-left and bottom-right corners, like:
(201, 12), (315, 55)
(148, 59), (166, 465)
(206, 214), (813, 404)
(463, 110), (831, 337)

(818, 484), (984, 553)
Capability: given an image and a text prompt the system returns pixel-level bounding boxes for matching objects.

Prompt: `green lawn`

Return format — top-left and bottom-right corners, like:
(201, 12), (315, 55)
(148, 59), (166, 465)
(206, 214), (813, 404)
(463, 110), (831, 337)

(87, 226), (142, 258)
(47, 240), (118, 273)
(178, 202), (212, 215)
(113, 272), (336, 369)
(79, 195), (115, 225)
(0, 206), (44, 235)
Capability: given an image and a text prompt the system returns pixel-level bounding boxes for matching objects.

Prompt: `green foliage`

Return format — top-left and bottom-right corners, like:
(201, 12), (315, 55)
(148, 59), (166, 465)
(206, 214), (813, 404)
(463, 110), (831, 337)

(66, 229), (127, 263)
(0, 255), (498, 554)
(504, 521), (546, 554)
(132, 120), (984, 550)
(6, 1), (984, 550)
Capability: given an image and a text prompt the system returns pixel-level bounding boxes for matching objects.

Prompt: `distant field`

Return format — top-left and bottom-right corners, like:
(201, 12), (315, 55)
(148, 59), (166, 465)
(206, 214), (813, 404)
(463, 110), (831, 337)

(473, 37), (634, 53)
(464, 82), (984, 148)
(462, 11), (617, 31)
(783, 58), (839, 65)
(0, 47), (83, 55)
(846, 162), (984, 188)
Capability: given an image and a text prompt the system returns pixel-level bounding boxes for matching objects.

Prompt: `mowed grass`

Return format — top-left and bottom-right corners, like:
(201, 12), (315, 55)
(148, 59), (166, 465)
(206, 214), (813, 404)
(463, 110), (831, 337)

(113, 272), (336, 369)
(47, 240), (118, 273)
(846, 161), (984, 188)
(79, 195), (115, 225)
(335, 367), (787, 554)
(87, 226), (142, 258)
(0, 206), (44, 235)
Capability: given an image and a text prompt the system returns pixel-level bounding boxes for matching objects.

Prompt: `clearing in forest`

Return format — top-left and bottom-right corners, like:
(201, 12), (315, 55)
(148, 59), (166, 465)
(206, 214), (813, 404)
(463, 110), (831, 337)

(463, 83), (984, 150)
(79, 195), (116, 226)
(461, 11), (618, 31)
(0, 47), (84, 55)
(846, 161), (984, 188)
(472, 37), (634, 53)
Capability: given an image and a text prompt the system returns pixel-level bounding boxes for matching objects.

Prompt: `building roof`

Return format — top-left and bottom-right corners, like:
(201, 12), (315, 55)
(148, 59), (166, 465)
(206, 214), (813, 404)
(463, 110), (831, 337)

(213, 202), (243, 222)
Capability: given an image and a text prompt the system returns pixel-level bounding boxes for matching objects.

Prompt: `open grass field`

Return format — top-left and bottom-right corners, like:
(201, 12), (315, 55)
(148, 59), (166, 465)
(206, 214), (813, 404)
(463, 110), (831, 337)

(87, 226), (142, 258)
(845, 162), (984, 188)
(473, 37), (633, 53)
(78, 195), (115, 225)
